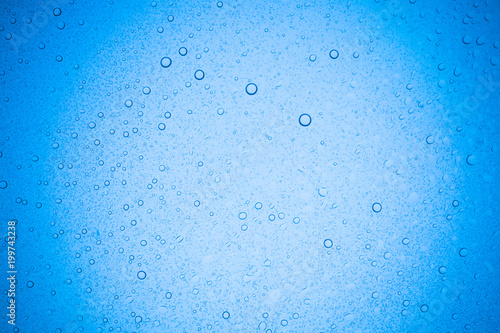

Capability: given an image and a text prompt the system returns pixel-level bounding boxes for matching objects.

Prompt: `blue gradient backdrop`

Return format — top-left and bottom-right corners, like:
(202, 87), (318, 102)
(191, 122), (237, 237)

(1, 0), (500, 332)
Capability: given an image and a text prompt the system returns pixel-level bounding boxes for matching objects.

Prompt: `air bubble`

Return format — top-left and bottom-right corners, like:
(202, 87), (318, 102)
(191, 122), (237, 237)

(137, 271), (147, 280)
(324, 239), (333, 248)
(179, 47), (188, 56)
(125, 100), (133, 107)
(459, 248), (469, 257)
(238, 212), (247, 220)
(222, 311), (230, 319)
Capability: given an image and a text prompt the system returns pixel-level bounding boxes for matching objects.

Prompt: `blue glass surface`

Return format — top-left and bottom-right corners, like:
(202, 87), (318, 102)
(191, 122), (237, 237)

(1, 0), (500, 332)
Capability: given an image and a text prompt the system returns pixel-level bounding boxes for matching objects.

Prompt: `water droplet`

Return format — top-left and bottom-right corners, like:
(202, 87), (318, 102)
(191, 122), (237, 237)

(299, 113), (311, 126)
(324, 239), (333, 248)
(372, 202), (382, 213)
(329, 49), (339, 59)
(466, 154), (476, 166)
(245, 83), (258, 95)
(160, 57), (172, 68)
(194, 69), (205, 80)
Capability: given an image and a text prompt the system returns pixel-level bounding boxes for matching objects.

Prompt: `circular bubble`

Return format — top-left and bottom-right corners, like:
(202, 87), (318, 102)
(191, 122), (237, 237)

(137, 271), (147, 280)
(459, 248), (469, 257)
(299, 113), (311, 126)
(56, 55), (63, 63)
(0, 180), (7, 189)
(164, 111), (171, 119)
(194, 200), (200, 207)
(309, 54), (317, 62)
(125, 100), (133, 107)
(179, 47), (188, 56)
(324, 239), (333, 248)
(420, 304), (429, 313)
(245, 83), (258, 95)
(167, 15), (174, 22)
(57, 21), (65, 30)
(402, 238), (410, 245)
(160, 57), (172, 68)
(238, 212), (247, 220)
(217, 108), (224, 115)
(222, 311), (230, 319)
(217, 1), (223, 8)
(142, 86), (151, 94)
(293, 217), (300, 224)
(255, 202), (262, 209)
(438, 266), (447, 274)
(27, 281), (34, 288)
(452, 200), (459, 207)
(281, 319), (288, 326)
(372, 202), (382, 213)
(165, 292), (172, 299)
(53, 8), (62, 16)
(329, 49), (339, 59)
(194, 69), (205, 80)
(426, 135), (435, 144)
(158, 123), (166, 130)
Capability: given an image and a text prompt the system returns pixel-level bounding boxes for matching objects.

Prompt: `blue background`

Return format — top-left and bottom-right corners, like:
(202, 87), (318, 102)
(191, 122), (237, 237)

(1, 0), (500, 332)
